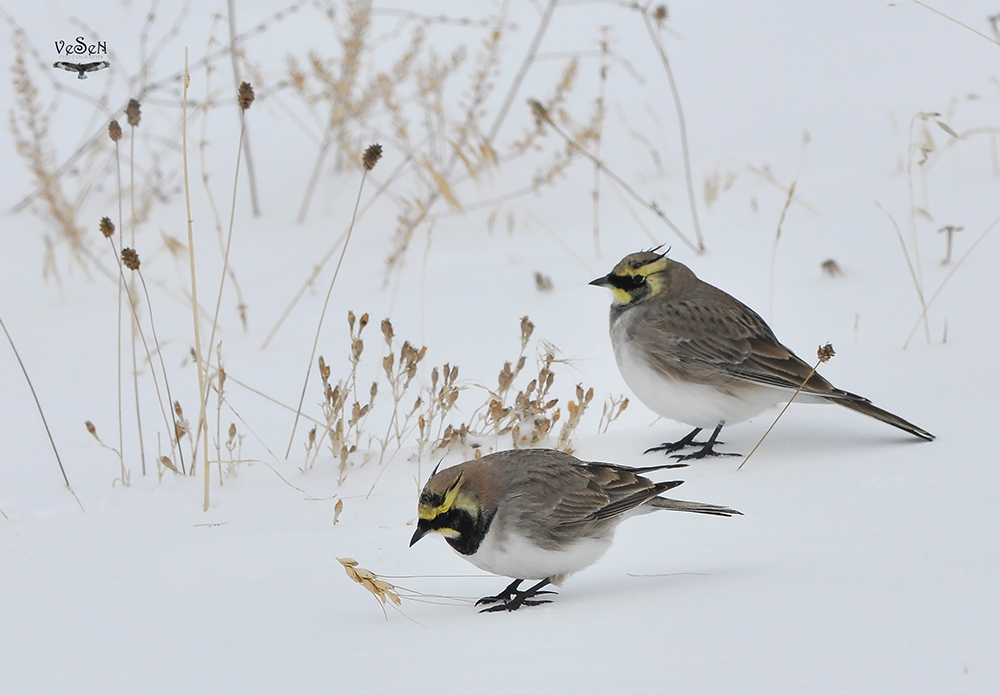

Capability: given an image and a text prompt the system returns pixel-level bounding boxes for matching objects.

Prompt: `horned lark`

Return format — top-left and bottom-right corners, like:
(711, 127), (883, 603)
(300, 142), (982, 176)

(590, 249), (935, 459)
(409, 448), (740, 612)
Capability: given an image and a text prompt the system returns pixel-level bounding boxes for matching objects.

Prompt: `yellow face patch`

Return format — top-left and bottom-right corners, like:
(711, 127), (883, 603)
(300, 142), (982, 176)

(610, 287), (632, 305)
(417, 475), (463, 520)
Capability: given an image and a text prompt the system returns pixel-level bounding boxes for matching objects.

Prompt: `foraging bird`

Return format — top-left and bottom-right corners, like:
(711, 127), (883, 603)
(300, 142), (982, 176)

(590, 249), (935, 460)
(53, 61), (110, 79)
(410, 449), (740, 612)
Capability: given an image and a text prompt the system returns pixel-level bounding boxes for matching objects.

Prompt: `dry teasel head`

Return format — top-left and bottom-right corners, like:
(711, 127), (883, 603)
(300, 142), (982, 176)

(333, 498), (344, 525)
(381, 318), (394, 345)
(653, 5), (668, 25)
(228, 423), (237, 440)
(125, 98), (141, 127)
(99, 217), (115, 238)
(817, 343), (835, 363)
(121, 247), (140, 270)
(362, 143), (382, 171)
(108, 120), (122, 142)
(238, 81), (254, 110)
(85, 420), (98, 438)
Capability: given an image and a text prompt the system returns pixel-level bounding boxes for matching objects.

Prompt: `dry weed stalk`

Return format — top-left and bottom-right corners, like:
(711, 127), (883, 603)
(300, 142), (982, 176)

(0, 313), (84, 512)
(337, 558), (401, 618)
(85, 420), (128, 486)
(768, 180), (797, 321)
(704, 160), (817, 215)
(598, 394), (629, 434)
(312, 312), (378, 482)
(180, 49), (212, 510)
(637, 4), (704, 252)
(286, 144), (382, 458)
(738, 344), (835, 470)
(904, 111), (946, 345)
(528, 98), (700, 254)
(903, 211), (1000, 349)
(119, 245), (187, 474)
(8, 33), (84, 252)
(197, 80), (258, 478)
(556, 384), (594, 453)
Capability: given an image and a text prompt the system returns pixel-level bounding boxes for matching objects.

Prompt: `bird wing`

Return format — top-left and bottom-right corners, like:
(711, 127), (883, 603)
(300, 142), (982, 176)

(53, 61), (76, 72)
(82, 61), (110, 72)
(634, 286), (837, 396)
(548, 463), (682, 526)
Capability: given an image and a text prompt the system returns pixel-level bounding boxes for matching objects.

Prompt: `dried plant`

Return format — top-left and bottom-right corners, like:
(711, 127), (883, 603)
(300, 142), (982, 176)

(8, 31), (84, 253)
(598, 395), (629, 434)
(0, 312), (83, 512)
(85, 420), (128, 487)
(337, 558), (401, 618)
(739, 344), (836, 470)
(556, 384), (594, 454)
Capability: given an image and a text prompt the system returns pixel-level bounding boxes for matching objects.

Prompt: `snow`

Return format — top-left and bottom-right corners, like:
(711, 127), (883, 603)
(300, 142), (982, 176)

(1, 0), (998, 692)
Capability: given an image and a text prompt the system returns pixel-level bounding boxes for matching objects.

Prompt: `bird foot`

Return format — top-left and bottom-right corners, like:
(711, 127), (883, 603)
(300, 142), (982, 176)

(645, 439), (712, 454)
(670, 445), (741, 461)
(477, 578), (555, 612)
(645, 427), (712, 455)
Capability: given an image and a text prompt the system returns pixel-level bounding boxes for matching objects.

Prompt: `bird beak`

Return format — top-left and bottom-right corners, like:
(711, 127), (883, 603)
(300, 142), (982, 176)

(589, 274), (613, 288)
(409, 520), (430, 547)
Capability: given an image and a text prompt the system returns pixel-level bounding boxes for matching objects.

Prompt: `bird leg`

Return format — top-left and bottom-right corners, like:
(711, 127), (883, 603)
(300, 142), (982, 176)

(645, 427), (709, 454)
(477, 578), (555, 612)
(670, 423), (741, 461)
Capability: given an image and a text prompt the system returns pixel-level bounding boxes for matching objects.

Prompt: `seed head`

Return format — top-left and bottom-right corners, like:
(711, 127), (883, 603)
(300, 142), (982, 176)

(125, 99), (141, 127)
(238, 81), (255, 111)
(653, 5), (668, 25)
(817, 343), (835, 363)
(108, 120), (122, 142)
(99, 217), (115, 238)
(362, 143), (382, 171)
(121, 247), (140, 270)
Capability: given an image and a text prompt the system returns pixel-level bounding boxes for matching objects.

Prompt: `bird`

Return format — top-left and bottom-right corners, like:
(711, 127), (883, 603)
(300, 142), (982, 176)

(589, 249), (935, 460)
(409, 448), (740, 612)
(53, 61), (111, 79)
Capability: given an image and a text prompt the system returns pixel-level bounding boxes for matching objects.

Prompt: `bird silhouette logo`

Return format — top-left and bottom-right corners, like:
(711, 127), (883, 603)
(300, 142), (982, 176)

(53, 61), (110, 79)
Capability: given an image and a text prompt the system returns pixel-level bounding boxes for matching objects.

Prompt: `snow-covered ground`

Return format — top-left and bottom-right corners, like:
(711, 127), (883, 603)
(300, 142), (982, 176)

(1, 0), (998, 692)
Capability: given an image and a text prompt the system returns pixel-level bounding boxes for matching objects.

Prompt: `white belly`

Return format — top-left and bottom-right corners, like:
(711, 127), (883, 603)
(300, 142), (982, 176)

(463, 529), (613, 582)
(614, 337), (783, 429)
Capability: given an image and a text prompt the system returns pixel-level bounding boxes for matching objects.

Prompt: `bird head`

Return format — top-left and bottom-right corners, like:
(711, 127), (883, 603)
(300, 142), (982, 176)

(410, 466), (485, 553)
(589, 249), (671, 305)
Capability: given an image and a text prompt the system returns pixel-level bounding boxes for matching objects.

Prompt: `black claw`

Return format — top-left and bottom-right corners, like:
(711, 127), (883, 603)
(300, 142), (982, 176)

(670, 449), (741, 461)
(478, 578), (555, 613)
(644, 427), (706, 454)
(654, 423), (741, 460)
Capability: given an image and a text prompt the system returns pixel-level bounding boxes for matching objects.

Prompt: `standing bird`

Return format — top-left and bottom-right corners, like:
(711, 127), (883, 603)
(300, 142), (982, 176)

(53, 60), (111, 79)
(590, 249), (934, 460)
(410, 448), (740, 612)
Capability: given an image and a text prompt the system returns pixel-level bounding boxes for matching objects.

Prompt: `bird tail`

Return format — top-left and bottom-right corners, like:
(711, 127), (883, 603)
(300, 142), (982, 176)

(648, 497), (741, 517)
(825, 391), (935, 441)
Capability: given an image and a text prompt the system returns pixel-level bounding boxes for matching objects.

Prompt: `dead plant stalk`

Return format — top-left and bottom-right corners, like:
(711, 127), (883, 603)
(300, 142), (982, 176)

(285, 144), (383, 459)
(181, 49), (212, 510)
(0, 313), (84, 512)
